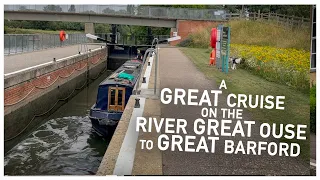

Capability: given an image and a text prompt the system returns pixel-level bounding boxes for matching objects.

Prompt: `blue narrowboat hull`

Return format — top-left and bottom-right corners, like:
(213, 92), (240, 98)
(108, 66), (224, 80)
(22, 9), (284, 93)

(89, 106), (123, 137)
(89, 60), (142, 138)
(89, 116), (118, 137)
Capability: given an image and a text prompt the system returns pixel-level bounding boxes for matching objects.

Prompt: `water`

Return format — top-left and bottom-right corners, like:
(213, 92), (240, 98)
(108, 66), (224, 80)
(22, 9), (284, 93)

(4, 70), (113, 175)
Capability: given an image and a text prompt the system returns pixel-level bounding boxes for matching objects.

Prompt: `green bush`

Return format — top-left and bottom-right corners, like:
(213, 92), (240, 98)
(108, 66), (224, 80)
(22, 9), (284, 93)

(310, 85), (316, 134)
(177, 38), (192, 47)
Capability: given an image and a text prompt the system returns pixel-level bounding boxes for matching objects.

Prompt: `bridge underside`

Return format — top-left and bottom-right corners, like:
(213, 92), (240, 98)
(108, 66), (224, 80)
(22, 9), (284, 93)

(4, 11), (177, 28)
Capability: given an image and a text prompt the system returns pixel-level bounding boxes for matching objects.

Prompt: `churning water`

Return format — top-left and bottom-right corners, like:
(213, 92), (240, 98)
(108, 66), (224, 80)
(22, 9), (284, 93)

(4, 70), (113, 175)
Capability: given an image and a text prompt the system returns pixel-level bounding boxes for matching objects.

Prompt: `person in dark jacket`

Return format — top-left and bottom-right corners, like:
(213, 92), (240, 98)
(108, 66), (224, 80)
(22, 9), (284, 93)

(136, 50), (143, 61)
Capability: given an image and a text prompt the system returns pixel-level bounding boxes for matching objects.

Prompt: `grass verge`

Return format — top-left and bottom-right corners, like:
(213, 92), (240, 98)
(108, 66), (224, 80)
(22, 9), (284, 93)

(180, 47), (310, 161)
(182, 20), (310, 51)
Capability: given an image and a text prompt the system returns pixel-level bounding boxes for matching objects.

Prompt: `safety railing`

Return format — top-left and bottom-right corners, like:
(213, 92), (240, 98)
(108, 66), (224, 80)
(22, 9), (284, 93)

(115, 34), (170, 46)
(4, 5), (228, 21)
(4, 33), (170, 55)
(4, 33), (88, 55)
(227, 12), (310, 27)
(92, 34), (170, 46)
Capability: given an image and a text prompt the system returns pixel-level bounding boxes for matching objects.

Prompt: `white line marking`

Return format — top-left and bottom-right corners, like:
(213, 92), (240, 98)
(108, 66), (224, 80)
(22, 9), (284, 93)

(4, 61), (53, 77)
(4, 47), (104, 77)
(310, 159), (316, 167)
(140, 53), (154, 89)
(56, 54), (82, 62)
(113, 97), (146, 175)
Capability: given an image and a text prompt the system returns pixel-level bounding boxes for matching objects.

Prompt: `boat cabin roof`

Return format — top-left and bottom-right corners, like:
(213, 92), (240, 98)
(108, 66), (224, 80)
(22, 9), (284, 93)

(99, 60), (142, 88)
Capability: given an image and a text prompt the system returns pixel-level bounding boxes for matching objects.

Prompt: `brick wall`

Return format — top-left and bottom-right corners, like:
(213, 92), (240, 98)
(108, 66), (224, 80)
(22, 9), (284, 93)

(170, 20), (225, 46)
(4, 51), (106, 109)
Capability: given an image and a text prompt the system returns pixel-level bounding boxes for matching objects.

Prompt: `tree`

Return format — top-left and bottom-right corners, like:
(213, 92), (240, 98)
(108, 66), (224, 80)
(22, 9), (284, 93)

(68, 5), (76, 13)
(127, 5), (135, 15)
(19, 6), (28, 11)
(102, 8), (116, 14)
(95, 24), (111, 33)
(30, 21), (50, 30)
(43, 5), (62, 12)
(4, 25), (8, 34)
(117, 9), (128, 14)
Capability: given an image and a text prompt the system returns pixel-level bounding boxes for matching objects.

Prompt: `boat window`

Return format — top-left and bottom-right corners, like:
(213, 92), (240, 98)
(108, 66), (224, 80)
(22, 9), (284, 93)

(110, 89), (116, 105)
(118, 89), (123, 105)
(108, 87), (126, 112)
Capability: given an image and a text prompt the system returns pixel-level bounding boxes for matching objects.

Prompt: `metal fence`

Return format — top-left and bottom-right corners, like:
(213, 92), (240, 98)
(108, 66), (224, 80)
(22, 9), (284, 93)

(4, 34), (88, 55)
(4, 33), (171, 55)
(4, 5), (228, 21)
(227, 12), (310, 27)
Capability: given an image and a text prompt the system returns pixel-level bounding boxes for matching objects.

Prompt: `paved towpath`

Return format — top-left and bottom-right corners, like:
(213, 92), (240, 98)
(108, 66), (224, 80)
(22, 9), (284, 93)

(4, 44), (103, 74)
(159, 47), (310, 175)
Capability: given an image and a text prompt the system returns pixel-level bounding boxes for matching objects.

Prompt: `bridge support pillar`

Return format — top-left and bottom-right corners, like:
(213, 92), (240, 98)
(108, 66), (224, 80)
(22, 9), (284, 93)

(85, 23), (95, 42)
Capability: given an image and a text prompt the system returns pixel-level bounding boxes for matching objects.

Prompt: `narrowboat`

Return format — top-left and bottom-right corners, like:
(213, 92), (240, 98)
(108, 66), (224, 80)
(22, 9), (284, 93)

(89, 59), (143, 137)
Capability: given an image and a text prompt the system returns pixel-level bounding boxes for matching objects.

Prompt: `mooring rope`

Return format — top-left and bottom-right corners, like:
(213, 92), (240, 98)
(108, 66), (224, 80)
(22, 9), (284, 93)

(75, 63), (87, 71)
(59, 68), (76, 78)
(34, 76), (60, 89)
(4, 61), (107, 142)
(4, 53), (106, 107)
(3, 87), (36, 106)
(89, 65), (108, 80)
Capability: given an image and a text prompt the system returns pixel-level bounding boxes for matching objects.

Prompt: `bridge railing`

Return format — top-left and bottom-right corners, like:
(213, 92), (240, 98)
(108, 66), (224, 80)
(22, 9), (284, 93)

(4, 33), (88, 55)
(4, 5), (228, 21)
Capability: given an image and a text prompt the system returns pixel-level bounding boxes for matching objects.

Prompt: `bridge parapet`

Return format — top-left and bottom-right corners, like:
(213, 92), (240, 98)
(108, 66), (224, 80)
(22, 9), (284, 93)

(4, 5), (227, 21)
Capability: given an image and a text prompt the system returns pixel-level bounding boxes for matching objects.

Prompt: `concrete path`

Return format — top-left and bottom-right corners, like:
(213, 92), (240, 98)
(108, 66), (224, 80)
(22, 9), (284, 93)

(159, 47), (310, 175)
(4, 44), (103, 74)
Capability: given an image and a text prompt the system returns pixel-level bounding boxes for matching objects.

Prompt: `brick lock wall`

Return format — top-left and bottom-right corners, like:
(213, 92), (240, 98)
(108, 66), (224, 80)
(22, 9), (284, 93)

(170, 20), (224, 46)
(4, 51), (106, 108)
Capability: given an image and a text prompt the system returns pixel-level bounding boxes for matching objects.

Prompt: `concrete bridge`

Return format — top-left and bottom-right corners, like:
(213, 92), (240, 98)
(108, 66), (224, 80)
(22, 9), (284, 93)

(4, 5), (227, 45)
(4, 5), (227, 28)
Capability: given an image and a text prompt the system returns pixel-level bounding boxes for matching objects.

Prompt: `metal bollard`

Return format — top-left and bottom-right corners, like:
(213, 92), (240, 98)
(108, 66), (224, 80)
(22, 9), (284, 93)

(142, 77), (146, 83)
(148, 61), (150, 66)
(134, 98), (140, 108)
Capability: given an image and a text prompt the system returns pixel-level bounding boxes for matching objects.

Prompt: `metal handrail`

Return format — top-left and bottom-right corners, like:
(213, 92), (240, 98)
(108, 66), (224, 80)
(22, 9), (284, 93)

(4, 33), (168, 55)
(134, 48), (157, 95)
(4, 33), (88, 55)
